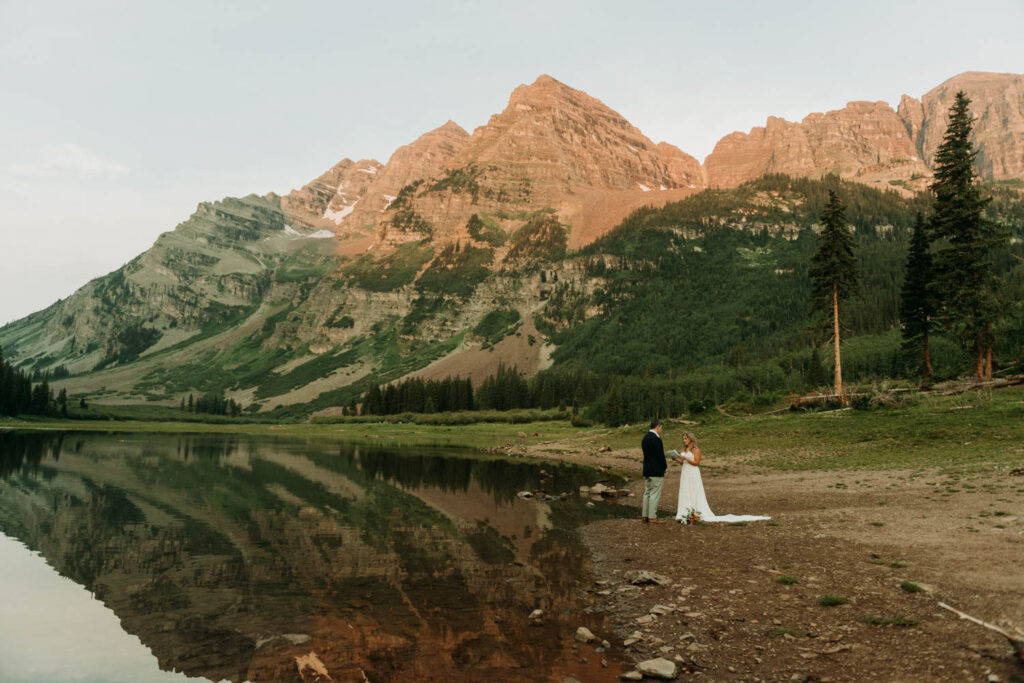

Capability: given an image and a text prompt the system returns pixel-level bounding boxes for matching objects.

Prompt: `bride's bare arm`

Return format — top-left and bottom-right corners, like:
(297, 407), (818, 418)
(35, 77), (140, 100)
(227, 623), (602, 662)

(688, 448), (702, 466)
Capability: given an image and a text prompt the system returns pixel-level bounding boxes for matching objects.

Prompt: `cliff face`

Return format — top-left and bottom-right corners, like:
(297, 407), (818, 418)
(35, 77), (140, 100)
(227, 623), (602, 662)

(705, 101), (930, 192)
(908, 71), (1024, 180)
(706, 71), (1024, 191)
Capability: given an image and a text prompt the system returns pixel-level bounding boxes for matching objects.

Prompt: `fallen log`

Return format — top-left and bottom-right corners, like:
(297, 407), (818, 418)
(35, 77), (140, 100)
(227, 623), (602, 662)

(938, 601), (1024, 664)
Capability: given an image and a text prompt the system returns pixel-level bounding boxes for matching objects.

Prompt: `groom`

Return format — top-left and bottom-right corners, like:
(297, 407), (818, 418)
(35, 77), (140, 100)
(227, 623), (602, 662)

(641, 419), (668, 524)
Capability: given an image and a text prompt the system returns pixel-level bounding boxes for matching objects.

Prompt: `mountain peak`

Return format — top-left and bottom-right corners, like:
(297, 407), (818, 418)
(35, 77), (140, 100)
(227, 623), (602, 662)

(435, 120), (469, 136)
(507, 74), (591, 109)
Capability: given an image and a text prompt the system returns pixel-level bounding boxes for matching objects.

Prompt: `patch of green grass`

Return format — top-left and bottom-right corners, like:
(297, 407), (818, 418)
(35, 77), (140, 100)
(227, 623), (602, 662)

(343, 240), (434, 292)
(888, 562), (907, 569)
(275, 243), (338, 283)
(776, 575), (800, 585)
(504, 212), (568, 265)
(0, 417), (586, 451)
(899, 581), (923, 593)
(254, 347), (360, 400)
(864, 614), (918, 627)
(473, 308), (522, 345)
(768, 628), (795, 637)
(467, 213), (507, 246)
(869, 521), (884, 527)
(400, 296), (453, 334)
(819, 595), (847, 607)
(416, 245), (494, 298)
(728, 521), (748, 526)
(597, 385), (1024, 474)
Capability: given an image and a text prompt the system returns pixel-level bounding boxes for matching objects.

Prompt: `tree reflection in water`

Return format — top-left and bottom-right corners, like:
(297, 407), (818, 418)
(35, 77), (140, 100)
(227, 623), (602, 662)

(0, 431), (628, 682)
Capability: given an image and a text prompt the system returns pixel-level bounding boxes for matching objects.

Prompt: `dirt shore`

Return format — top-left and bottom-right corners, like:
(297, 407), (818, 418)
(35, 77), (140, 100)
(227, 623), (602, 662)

(511, 441), (1024, 681)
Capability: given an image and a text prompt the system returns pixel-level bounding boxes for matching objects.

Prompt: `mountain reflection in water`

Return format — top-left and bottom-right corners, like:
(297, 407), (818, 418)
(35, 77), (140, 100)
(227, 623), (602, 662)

(0, 431), (628, 682)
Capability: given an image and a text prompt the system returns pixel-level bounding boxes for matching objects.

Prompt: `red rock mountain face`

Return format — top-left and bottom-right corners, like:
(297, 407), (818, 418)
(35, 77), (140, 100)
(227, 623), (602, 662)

(282, 75), (705, 251)
(704, 71), (1024, 192)
(901, 71), (1024, 180)
(282, 71), (1023, 251)
(704, 102), (931, 192)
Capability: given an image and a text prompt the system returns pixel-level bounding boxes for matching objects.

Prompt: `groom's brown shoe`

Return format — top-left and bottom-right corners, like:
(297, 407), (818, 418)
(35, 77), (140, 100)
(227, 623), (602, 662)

(649, 518), (666, 525)
(641, 517), (649, 524)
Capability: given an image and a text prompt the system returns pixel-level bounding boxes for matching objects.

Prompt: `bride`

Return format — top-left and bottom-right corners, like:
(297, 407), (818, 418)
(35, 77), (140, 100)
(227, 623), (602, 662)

(673, 432), (770, 523)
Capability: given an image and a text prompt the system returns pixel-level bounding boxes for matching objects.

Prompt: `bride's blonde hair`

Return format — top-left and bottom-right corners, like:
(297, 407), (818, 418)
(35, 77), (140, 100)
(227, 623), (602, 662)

(682, 431), (697, 449)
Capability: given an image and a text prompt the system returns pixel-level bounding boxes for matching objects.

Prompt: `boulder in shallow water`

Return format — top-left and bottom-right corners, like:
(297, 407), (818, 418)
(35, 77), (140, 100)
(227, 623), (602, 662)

(574, 626), (596, 643)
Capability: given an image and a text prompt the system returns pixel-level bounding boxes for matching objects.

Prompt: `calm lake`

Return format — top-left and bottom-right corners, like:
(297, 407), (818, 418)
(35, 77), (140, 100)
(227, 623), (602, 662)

(0, 431), (627, 682)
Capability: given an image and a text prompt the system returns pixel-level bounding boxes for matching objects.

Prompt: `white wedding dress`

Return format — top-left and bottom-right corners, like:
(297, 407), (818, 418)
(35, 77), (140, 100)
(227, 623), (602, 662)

(674, 451), (771, 523)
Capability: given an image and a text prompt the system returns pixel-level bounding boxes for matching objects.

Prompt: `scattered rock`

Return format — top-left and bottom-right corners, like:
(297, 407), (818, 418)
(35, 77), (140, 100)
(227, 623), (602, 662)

(579, 485), (591, 494)
(528, 609), (544, 625)
(619, 673), (643, 681)
(563, 678), (581, 683)
(636, 614), (655, 625)
(599, 445), (612, 452)
(623, 637), (640, 647)
(575, 626), (597, 643)
(591, 483), (610, 495)
(516, 491), (533, 499)
(602, 639), (611, 649)
(625, 570), (672, 586)
(518, 431), (527, 438)
(650, 604), (673, 616)
(637, 657), (677, 679)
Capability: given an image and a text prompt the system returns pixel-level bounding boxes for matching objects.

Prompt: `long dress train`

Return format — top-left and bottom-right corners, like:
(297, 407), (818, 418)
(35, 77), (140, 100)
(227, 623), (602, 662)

(674, 452), (770, 523)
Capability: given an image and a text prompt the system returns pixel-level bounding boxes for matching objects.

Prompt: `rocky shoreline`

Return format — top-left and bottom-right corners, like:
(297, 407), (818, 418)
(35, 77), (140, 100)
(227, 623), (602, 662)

(493, 438), (1024, 682)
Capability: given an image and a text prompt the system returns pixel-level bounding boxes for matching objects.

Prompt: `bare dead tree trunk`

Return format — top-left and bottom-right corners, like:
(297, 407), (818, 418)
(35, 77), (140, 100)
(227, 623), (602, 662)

(938, 601), (1024, 664)
(985, 322), (993, 380)
(924, 325), (933, 377)
(975, 331), (985, 381)
(832, 281), (845, 404)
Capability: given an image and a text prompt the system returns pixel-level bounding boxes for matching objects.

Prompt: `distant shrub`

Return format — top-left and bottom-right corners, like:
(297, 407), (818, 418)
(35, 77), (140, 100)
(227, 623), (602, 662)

(819, 595), (847, 607)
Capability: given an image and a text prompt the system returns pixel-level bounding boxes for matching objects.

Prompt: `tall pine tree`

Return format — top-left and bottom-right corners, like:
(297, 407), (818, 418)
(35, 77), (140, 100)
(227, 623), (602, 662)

(929, 91), (1005, 379)
(900, 212), (939, 376)
(809, 190), (859, 403)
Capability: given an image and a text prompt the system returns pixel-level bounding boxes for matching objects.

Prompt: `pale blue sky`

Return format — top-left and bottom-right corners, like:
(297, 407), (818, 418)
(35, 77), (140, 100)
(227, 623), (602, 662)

(2, 0), (1022, 324)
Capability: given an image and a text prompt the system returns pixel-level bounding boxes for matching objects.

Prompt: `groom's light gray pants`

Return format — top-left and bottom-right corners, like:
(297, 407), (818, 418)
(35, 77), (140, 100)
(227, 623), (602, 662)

(642, 476), (664, 518)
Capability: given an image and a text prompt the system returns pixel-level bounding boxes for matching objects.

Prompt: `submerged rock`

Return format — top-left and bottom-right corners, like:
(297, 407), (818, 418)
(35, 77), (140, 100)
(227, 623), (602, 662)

(574, 626), (596, 643)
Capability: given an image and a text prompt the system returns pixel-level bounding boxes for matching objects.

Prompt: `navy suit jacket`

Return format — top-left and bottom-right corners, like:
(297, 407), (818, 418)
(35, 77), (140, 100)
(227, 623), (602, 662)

(641, 430), (667, 478)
